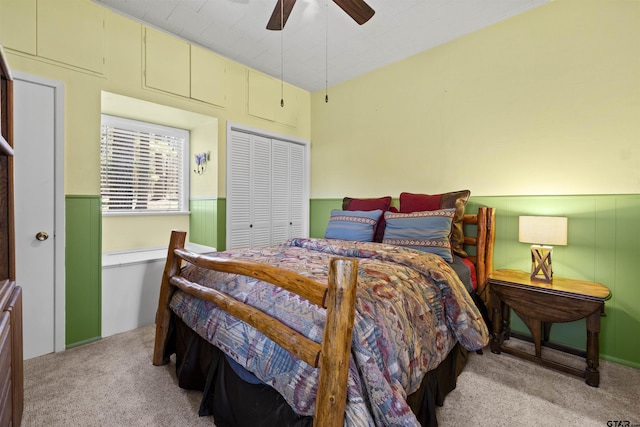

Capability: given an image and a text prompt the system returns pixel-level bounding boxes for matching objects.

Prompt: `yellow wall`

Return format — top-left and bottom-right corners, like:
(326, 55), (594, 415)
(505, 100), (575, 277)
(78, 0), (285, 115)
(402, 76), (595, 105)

(0, 0), (311, 251)
(310, 0), (639, 198)
(99, 91), (219, 251)
(100, 91), (219, 201)
(3, 0), (637, 248)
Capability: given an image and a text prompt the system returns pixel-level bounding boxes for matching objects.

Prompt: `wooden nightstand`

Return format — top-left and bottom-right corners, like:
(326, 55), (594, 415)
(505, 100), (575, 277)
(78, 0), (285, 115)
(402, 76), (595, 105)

(488, 269), (610, 387)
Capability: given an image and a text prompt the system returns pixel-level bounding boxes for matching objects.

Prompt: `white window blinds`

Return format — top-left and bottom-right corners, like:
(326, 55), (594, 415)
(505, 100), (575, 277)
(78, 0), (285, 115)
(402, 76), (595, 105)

(100, 115), (189, 214)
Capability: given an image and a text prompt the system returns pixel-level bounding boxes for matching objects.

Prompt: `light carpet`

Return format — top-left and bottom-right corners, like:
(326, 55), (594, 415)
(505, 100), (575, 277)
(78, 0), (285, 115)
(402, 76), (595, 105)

(438, 339), (639, 426)
(22, 324), (639, 426)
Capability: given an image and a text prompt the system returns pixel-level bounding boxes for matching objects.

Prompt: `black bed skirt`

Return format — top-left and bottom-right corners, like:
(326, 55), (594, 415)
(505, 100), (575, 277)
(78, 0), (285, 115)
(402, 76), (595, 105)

(168, 316), (467, 427)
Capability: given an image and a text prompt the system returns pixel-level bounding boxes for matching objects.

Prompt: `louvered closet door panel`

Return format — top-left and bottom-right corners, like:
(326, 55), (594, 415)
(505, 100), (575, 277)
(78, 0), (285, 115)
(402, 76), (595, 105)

(228, 129), (308, 250)
(251, 136), (272, 248)
(228, 131), (252, 249)
(289, 143), (305, 239)
(271, 140), (290, 245)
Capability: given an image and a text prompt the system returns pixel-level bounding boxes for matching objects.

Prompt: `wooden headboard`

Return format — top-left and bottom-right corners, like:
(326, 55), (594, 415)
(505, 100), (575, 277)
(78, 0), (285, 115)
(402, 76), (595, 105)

(462, 206), (496, 304)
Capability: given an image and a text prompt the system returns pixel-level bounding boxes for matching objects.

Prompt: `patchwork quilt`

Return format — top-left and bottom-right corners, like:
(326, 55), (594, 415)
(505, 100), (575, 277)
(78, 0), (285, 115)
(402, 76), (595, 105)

(169, 238), (489, 426)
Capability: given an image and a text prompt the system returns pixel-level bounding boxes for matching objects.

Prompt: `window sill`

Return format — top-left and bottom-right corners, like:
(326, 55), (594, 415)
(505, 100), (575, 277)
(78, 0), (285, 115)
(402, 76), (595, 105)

(102, 211), (191, 217)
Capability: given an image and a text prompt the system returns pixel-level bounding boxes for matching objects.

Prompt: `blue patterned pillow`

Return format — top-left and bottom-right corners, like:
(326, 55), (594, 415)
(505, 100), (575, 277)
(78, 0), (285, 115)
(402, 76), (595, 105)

(325, 209), (383, 242)
(383, 208), (455, 262)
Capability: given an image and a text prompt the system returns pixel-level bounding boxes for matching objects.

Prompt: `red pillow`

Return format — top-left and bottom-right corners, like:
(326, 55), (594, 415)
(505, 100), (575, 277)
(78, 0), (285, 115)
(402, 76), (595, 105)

(399, 193), (442, 212)
(399, 190), (471, 257)
(342, 196), (392, 243)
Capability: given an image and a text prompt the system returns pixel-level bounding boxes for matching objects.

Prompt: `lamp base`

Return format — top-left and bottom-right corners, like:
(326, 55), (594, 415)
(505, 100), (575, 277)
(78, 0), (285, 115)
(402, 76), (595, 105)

(530, 245), (553, 282)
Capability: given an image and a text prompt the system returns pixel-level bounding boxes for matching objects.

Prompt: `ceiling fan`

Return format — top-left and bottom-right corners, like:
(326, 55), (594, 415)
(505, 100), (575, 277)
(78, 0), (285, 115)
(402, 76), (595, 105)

(266, 0), (375, 30)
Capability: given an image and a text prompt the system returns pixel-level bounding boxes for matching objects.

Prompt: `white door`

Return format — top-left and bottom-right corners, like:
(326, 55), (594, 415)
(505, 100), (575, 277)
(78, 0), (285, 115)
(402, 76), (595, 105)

(288, 142), (305, 239)
(250, 135), (272, 248)
(227, 131), (272, 250)
(271, 139), (291, 245)
(13, 75), (64, 359)
(271, 140), (305, 245)
(228, 130), (252, 249)
(227, 125), (310, 250)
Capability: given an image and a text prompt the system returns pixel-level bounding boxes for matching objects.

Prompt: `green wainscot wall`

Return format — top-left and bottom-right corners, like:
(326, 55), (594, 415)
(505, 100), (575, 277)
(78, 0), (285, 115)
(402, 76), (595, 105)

(63, 193), (639, 368)
(65, 195), (102, 348)
(189, 198), (217, 248)
(189, 198), (226, 251)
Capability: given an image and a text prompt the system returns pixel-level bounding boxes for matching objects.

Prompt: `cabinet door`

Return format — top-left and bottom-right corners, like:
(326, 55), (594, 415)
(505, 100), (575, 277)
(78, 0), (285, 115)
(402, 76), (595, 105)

(191, 45), (226, 107)
(37, 0), (105, 73)
(0, 0), (36, 55)
(247, 71), (277, 121)
(275, 85), (299, 127)
(144, 27), (190, 97)
(0, 310), (10, 426)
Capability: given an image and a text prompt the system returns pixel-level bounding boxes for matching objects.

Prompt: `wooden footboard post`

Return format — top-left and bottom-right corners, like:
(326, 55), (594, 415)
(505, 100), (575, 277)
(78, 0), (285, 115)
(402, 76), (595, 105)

(314, 257), (358, 427)
(153, 230), (186, 366)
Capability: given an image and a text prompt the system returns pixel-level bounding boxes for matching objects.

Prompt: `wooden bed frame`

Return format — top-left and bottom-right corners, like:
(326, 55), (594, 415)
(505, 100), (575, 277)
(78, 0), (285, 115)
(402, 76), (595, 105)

(153, 206), (495, 427)
(462, 206), (496, 305)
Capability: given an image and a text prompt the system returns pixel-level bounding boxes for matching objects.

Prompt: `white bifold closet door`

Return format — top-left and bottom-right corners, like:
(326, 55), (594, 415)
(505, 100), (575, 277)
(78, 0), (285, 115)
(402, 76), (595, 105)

(227, 129), (306, 250)
(272, 139), (304, 245)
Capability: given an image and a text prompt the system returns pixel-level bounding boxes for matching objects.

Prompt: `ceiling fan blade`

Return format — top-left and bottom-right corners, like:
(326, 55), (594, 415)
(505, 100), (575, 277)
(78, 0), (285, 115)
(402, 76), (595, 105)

(266, 0), (297, 30)
(333, 0), (375, 25)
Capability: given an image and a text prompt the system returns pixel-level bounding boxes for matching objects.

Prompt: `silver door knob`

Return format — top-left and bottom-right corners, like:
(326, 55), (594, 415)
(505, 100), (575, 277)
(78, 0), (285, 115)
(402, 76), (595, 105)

(36, 231), (49, 241)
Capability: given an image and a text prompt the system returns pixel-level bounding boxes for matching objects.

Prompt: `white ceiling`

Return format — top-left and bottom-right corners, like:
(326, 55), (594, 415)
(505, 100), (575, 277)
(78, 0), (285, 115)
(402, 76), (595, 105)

(94, 0), (548, 93)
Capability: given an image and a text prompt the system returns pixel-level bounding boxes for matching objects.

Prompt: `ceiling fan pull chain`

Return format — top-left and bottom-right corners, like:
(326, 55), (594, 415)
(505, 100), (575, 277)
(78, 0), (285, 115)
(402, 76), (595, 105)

(325, 0), (329, 103)
(280, 0), (285, 107)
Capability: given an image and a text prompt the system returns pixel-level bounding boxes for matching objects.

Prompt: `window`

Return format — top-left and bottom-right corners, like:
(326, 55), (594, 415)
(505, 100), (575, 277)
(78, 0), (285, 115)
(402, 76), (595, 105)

(100, 115), (189, 214)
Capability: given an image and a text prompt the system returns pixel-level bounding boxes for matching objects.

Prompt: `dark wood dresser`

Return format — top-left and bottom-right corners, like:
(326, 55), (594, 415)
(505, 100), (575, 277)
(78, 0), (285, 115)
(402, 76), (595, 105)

(1, 44), (24, 426)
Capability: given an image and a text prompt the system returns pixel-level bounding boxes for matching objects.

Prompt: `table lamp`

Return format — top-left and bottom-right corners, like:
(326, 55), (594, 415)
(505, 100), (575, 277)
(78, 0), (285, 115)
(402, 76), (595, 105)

(518, 216), (568, 282)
